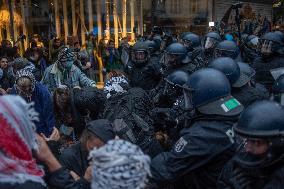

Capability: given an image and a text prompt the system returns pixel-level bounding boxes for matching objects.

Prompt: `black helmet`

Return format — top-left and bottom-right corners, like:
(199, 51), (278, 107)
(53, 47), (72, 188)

(203, 32), (221, 50)
(165, 43), (189, 65)
(214, 40), (240, 59)
(234, 100), (284, 168)
(272, 74), (284, 105)
(260, 32), (284, 57)
(163, 70), (190, 97)
(132, 42), (149, 66)
(179, 32), (193, 41)
(182, 33), (200, 51)
(151, 26), (163, 35)
(184, 68), (243, 116)
(161, 31), (174, 50)
(145, 40), (159, 54)
(235, 62), (255, 88)
(153, 35), (163, 50)
(165, 70), (190, 87)
(208, 57), (240, 86)
(241, 35), (260, 62)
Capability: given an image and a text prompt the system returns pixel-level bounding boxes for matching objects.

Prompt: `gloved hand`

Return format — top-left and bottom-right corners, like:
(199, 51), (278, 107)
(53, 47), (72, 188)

(229, 167), (251, 189)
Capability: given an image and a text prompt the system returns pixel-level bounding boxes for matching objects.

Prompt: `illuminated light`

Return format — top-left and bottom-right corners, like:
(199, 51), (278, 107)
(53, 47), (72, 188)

(0, 9), (22, 27)
(209, 22), (215, 27)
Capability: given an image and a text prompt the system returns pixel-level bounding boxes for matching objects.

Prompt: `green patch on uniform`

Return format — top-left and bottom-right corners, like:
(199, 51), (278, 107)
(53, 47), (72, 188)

(221, 98), (241, 112)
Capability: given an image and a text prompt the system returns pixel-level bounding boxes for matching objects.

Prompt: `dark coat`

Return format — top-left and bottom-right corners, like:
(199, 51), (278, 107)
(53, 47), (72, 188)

(59, 142), (89, 177)
(150, 116), (237, 189)
(10, 83), (55, 137)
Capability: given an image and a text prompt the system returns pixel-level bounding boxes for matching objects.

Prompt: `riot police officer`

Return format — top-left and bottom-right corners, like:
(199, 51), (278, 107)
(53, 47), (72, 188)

(162, 42), (195, 76)
(252, 32), (284, 91)
(181, 33), (203, 68)
(125, 41), (163, 90)
(150, 68), (244, 189)
(219, 100), (284, 189)
(214, 40), (242, 61)
(209, 57), (269, 107)
(151, 70), (193, 145)
(240, 35), (260, 64)
(200, 31), (222, 66)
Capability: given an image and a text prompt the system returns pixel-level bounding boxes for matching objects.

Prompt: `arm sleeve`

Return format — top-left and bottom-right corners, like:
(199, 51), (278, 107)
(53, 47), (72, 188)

(42, 85), (55, 136)
(150, 124), (233, 182)
(78, 69), (96, 87)
(48, 167), (90, 189)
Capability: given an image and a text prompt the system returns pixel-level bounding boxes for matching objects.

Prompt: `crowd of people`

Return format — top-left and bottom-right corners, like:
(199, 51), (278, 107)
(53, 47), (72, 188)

(1, 11), (284, 189)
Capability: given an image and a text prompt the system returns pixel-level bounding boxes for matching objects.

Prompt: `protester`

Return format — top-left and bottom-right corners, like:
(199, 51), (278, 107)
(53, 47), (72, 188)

(42, 47), (96, 92)
(59, 119), (115, 177)
(0, 95), (91, 189)
(89, 139), (151, 189)
(9, 69), (55, 137)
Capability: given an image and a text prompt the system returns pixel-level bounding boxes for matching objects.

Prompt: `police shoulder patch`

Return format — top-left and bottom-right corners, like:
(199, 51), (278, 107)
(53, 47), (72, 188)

(174, 137), (188, 153)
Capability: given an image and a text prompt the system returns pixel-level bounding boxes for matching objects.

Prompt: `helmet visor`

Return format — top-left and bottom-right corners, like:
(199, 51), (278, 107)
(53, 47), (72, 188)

(134, 50), (147, 63)
(165, 53), (180, 66)
(246, 37), (260, 51)
(204, 37), (215, 50)
(234, 135), (270, 168)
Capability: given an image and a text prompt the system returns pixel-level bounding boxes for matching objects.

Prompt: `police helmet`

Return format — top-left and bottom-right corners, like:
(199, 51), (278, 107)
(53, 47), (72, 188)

(153, 35), (163, 49)
(132, 42), (149, 66)
(145, 40), (159, 54)
(182, 33), (200, 51)
(163, 70), (190, 97)
(214, 40), (240, 59)
(151, 26), (163, 35)
(203, 32), (221, 50)
(165, 70), (190, 87)
(209, 57), (240, 86)
(260, 32), (284, 56)
(234, 100), (284, 168)
(235, 62), (255, 88)
(165, 43), (189, 65)
(184, 68), (243, 116)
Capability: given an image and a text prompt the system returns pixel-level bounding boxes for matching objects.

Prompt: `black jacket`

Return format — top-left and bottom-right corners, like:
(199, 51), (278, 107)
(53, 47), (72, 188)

(67, 87), (106, 136)
(232, 84), (269, 108)
(0, 181), (46, 189)
(252, 56), (284, 90)
(150, 117), (237, 189)
(0, 168), (90, 189)
(59, 142), (89, 177)
(218, 158), (284, 189)
(125, 60), (163, 90)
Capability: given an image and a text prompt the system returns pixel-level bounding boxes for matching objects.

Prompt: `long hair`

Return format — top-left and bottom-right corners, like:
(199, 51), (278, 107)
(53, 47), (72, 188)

(53, 88), (72, 124)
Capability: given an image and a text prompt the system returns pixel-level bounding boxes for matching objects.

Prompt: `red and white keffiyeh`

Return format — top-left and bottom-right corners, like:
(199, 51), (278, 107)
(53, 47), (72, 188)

(0, 95), (45, 185)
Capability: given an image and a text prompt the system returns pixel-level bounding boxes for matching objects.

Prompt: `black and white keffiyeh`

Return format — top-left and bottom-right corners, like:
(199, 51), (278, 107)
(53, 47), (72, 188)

(104, 75), (129, 99)
(56, 47), (76, 64)
(89, 140), (151, 189)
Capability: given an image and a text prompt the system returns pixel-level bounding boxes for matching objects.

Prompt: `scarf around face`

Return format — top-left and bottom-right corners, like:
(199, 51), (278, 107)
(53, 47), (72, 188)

(0, 95), (45, 186)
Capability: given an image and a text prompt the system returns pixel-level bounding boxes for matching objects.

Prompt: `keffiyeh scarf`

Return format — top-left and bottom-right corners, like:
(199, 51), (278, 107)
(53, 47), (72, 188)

(104, 75), (129, 99)
(89, 139), (151, 189)
(0, 95), (45, 186)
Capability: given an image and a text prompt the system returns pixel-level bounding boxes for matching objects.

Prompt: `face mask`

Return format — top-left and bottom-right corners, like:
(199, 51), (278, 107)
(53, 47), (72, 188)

(61, 61), (73, 70)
